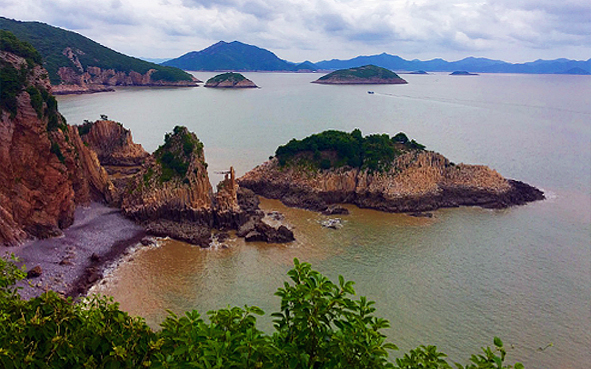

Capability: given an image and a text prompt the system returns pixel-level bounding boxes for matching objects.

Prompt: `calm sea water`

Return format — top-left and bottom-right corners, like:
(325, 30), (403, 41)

(58, 72), (590, 368)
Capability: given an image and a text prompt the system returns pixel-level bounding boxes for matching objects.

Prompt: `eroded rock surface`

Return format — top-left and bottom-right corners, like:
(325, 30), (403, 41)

(239, 151), (544, 214)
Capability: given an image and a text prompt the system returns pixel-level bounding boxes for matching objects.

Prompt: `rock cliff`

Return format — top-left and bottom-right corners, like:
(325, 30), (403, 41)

(118, 126), (292, 246)
(239, 150), (544, 214)
(77, 119), (150, 205)
(0, 43), (113, 246)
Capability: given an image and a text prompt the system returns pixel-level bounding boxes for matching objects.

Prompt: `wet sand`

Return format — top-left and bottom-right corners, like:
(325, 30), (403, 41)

(2, 202), (146, 300)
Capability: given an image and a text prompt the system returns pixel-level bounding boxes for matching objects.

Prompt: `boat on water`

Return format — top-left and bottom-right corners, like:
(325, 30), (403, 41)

(367, 91), (374, 94)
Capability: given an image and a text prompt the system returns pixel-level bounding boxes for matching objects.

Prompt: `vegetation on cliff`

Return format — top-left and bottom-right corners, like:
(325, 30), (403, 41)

(1, 255), (524, 368)
(275, 129), (425, 172)
(0, 17), (193, 84)
(314, 65), (408, 84)
(154, 126), (205, 182)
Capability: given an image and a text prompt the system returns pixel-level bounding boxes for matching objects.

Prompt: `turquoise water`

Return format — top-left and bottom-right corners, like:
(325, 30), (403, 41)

(59, 72), (590, 368)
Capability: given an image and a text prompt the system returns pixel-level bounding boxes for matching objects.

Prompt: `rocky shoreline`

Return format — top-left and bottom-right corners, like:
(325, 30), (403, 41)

(5, 203), (147, 300)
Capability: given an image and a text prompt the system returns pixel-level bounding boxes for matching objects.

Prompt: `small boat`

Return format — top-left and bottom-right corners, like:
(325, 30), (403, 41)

(367, 91), (374, 94)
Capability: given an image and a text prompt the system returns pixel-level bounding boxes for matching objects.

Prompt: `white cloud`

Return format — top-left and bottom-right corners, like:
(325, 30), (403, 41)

(1, 0), (589, 62)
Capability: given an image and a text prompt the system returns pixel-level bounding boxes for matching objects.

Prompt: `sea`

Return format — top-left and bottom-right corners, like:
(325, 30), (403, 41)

(57, 72), (590, 369)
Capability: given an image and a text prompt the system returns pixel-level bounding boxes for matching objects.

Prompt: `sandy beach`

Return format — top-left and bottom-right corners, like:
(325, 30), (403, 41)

(2, 202), (146, 300)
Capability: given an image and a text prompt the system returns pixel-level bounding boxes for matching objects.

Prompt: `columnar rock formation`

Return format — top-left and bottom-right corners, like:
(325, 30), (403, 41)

(0, 45), (113, 246)
(239, 150), (544, 213)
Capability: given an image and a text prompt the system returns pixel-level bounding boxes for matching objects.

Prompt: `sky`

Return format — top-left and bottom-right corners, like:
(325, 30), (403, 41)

(1, 0), (590, 63)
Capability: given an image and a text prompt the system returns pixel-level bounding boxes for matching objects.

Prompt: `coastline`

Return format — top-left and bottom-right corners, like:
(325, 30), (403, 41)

(4, 202), (146, 300)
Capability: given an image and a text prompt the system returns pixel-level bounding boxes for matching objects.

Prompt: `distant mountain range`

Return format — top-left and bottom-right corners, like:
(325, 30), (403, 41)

(0, 17), (194, 85)
(165, 40), (590, 75)
(315, 54), (591, 74)
(163, 41), (317, 72)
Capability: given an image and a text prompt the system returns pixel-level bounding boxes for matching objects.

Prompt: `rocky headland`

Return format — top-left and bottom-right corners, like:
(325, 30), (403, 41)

(312, 65), (408, 85)
(204, 72), (258, 88)
(238, 130), (544, 214)
(0, 35), (114, 247)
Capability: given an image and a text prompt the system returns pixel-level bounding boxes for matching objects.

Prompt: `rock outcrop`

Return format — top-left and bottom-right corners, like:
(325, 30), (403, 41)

(77, 119), (150, 205)
(239, 151), (544, 214)
(118, 126), (292, 246)
(0, 43), (113, 246)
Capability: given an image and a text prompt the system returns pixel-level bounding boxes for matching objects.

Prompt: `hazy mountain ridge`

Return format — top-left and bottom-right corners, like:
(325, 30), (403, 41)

(315, 53), (591, 74)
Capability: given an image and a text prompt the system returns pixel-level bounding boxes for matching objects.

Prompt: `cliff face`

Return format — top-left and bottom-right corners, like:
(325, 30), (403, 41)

(77, 119), (149, 205)
(121, 127), (213, 224)
(238, 151), (544, 213)
(0, 50), (113, 246)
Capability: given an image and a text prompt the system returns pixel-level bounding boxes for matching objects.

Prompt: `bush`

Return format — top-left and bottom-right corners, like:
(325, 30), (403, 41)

(275, 129), (424, 172)
(0, 255), (524, 369)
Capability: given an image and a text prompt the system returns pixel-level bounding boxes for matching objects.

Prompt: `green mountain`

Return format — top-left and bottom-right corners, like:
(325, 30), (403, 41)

(163, 41), (300, 71)
(0, 17), (194, 85)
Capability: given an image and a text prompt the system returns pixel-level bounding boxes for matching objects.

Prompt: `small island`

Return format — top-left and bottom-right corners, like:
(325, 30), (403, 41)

(204, 72), (258, 88)
(238, 129), (544, 214)
(408, 70), (429, 75)
(450, 71), (479, 76)
(312, 65), (408, 85)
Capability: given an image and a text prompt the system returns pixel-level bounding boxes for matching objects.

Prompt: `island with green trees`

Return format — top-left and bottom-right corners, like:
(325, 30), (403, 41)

(204, 72), (258, 88)
(239, 129), (544, 213)
(312, 65), (408, 84)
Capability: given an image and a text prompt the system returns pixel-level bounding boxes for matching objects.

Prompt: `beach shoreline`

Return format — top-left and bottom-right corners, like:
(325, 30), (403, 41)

(3, 202), (146, 300)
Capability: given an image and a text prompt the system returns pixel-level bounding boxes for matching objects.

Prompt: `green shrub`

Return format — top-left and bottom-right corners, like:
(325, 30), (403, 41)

(0, 255), (524, 369)
(275, 129), (424, 172)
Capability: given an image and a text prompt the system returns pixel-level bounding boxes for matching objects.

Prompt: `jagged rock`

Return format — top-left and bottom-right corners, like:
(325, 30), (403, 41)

(78, 119), (149, 167)
(140, 237), (157, 246)
(321, 218), (343, 229)
(145, 220), (212, 247)
(90, 253), (101, 262)
(27, 265), (43, 278)
(239, 219), (294, 243)
(322, 205), (349, 215)
(267, 211), (285, 221)
(0, 41), (114, 246)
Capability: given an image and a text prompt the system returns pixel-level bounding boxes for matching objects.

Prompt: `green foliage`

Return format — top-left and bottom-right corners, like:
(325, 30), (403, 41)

(26, 86), (43, 118)
(206, 72), (247, 84)
(0, 63), (25, 117)
(272, 258), (396, 368)
(0, 30), (42, 64)
(154, 126), (204, 182)
(275, 129), (425, 172)
(0, 17), (192, 84)
(50, 141), (65, 163)
(0, 255), (525, 369)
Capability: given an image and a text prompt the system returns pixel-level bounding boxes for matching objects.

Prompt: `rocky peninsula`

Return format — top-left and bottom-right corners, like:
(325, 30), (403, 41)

(312, 65), (408, 85)
(204, 72), (258, 88)
(0, 34), (292, 297)
(238, 130), (544, 214)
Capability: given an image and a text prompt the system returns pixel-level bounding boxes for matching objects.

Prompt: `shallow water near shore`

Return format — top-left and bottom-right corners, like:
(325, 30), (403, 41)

(60, 72), (590, 368)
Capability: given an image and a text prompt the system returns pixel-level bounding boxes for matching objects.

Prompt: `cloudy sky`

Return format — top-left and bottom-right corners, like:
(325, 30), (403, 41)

(1, 0), (589, 63)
